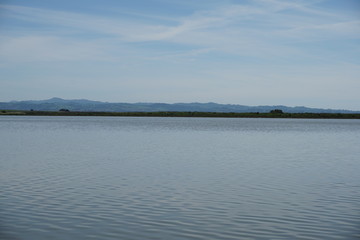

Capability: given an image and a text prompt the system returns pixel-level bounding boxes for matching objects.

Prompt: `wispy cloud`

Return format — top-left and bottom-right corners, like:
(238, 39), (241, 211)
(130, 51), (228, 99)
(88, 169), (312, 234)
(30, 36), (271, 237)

(0, 35), (122, 62)
(0, 5), (141, 38)
(0, 1), (359, 71)
(0, 0), (359, 109)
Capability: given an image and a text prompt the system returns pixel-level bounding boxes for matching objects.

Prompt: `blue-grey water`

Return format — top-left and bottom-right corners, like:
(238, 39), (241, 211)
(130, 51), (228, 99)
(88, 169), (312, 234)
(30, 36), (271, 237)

(1, 116), (360, 240)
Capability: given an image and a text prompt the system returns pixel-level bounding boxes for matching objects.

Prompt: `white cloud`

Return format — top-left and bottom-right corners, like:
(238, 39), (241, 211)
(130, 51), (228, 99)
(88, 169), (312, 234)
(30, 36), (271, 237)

(0, 35), (121, 62)
(1, 1), (358, 69)
(1, 1), (358, 49)
(0, 1), (359, 109)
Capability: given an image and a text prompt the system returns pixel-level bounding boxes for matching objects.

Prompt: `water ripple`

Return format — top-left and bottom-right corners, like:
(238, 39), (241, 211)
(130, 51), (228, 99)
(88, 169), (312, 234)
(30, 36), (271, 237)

(1, 117), (360, 239)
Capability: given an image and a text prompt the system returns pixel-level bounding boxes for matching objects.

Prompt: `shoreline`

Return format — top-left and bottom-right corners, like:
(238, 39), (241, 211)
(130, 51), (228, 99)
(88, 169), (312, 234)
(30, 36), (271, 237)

(1, 110), (360, 119)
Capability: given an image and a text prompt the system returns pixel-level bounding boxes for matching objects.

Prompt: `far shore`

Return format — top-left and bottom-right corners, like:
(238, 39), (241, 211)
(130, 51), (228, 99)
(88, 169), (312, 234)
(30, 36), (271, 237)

(1, 110), (360, 119)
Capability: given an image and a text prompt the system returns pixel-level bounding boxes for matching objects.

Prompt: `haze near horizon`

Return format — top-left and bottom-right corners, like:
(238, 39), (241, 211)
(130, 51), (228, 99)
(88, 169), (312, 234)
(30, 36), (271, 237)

(0, 0), (359, 110)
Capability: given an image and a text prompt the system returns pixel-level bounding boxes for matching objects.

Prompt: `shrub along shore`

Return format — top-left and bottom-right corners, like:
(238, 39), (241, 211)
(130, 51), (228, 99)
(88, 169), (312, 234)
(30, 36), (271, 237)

(1, 110), (360, 119)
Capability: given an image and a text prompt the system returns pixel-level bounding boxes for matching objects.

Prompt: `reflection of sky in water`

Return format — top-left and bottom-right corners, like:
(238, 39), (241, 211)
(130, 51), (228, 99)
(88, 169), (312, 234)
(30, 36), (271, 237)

(2, 116), (360, 132)
(1, 116), (360, 239)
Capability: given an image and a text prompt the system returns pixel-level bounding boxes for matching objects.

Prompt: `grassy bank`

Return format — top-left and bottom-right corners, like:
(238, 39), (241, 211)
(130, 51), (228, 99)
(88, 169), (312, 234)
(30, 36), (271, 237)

(1, 110), (360, 119)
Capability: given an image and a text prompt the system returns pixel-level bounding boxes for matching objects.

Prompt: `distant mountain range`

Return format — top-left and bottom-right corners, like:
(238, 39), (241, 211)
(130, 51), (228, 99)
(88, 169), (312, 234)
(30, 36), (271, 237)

(0, 97), (358, 113)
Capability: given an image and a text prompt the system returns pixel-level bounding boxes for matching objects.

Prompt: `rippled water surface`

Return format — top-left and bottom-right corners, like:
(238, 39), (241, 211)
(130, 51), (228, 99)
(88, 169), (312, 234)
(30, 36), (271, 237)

(1, 116), (360, 239)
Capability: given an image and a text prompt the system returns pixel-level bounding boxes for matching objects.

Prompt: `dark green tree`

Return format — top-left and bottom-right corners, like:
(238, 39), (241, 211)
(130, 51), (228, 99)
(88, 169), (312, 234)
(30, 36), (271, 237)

(270, 109), (284, 114)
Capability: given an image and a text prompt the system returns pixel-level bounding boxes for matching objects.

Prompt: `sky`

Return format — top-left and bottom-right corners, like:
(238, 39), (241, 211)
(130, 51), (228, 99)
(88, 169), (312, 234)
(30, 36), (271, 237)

(0, 0), (359, 110)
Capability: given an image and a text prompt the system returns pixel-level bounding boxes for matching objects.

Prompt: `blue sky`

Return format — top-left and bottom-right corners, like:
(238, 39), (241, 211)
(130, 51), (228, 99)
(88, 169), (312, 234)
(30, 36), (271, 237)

(0, 0), (359, 109)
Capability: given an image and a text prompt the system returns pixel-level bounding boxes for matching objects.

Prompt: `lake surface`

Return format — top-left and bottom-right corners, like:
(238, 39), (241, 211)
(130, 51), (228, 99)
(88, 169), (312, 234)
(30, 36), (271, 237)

(1, 116), (360, 240)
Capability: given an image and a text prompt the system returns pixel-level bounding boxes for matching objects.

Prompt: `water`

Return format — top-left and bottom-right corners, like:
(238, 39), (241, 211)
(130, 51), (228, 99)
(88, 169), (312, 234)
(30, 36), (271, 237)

(1, 116), (359, 239)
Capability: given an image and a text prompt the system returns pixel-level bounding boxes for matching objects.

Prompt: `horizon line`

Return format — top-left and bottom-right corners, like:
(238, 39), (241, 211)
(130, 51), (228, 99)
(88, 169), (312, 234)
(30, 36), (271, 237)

(1, 97), (359, 112)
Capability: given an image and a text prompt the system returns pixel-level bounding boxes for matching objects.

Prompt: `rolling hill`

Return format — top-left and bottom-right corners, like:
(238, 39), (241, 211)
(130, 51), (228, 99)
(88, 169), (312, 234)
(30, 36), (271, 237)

(0, 98), (358, 113)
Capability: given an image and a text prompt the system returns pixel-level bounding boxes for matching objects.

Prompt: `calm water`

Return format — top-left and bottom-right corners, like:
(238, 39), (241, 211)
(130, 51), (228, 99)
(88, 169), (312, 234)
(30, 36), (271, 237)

(1, 116), (360, 240)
